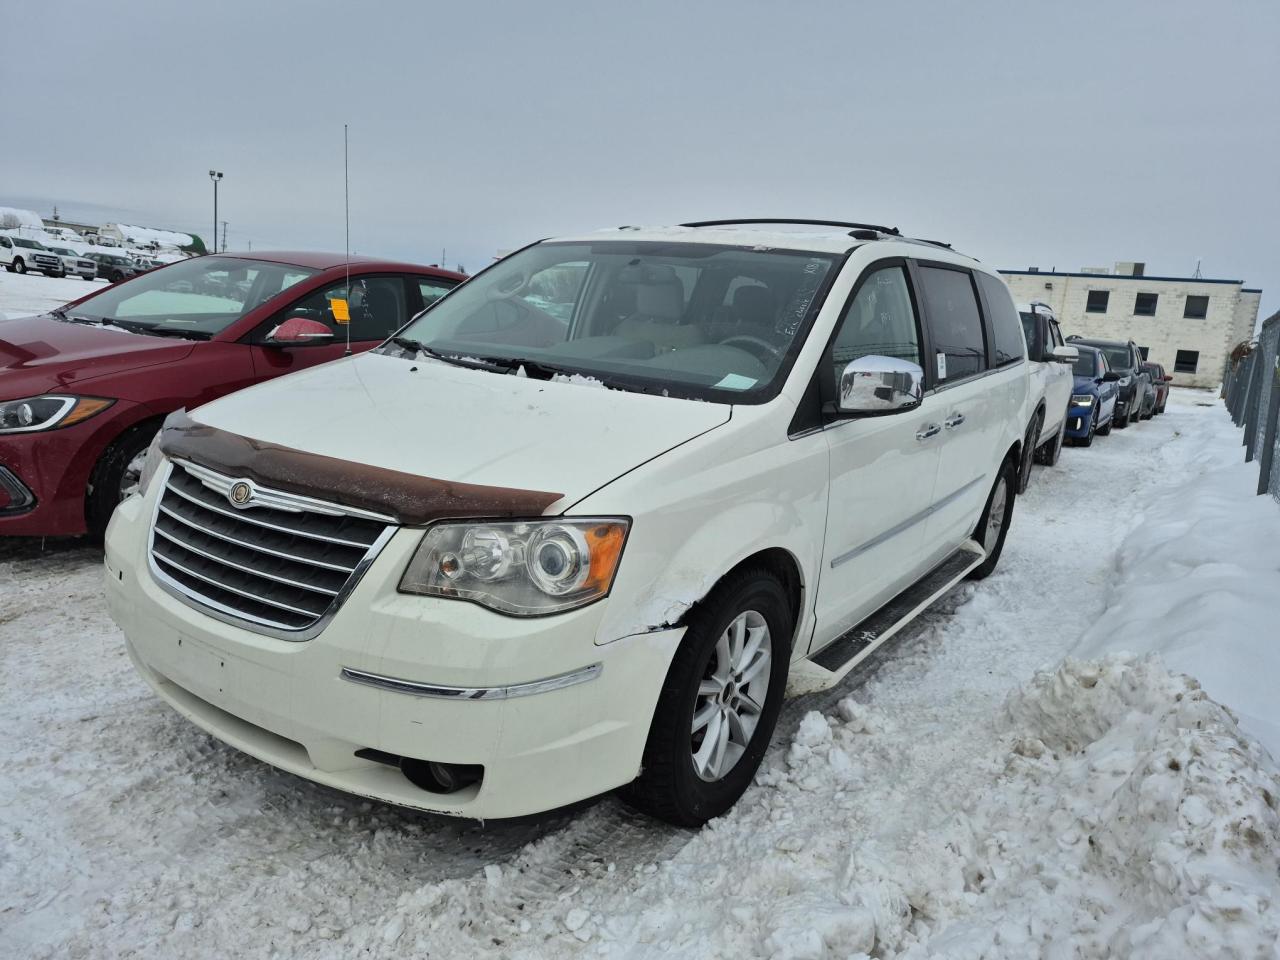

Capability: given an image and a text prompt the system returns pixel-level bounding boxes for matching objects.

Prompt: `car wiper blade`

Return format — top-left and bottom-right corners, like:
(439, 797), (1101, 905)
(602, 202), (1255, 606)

(136, 326), (212, 340)
(387, 337), (507, 372)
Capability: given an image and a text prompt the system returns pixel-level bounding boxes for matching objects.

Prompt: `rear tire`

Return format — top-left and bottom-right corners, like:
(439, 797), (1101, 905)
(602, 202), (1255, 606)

(968, 456), (1016, 580)
(621, 567), (792, 827)
(1016, 412), (1041, 494)
(1034, 414), (1066, 466)
(85, 423), (157, 540)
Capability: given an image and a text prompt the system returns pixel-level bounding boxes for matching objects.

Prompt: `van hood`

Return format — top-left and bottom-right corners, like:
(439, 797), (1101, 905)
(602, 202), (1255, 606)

(0, 313), (194, 398)
(185, 352), (732, 510)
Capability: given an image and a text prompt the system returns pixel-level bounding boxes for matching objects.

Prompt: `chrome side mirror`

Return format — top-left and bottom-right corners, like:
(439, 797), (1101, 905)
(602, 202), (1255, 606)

(838, 355), (924, 414)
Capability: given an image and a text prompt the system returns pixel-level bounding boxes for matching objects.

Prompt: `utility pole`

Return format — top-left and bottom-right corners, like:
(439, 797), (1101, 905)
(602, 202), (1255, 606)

(221, 221), (228, 253)
(208, 170), (223, 255)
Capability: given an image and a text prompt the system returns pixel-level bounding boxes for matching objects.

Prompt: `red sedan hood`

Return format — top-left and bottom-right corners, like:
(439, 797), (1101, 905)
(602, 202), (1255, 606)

(0, 314), (195, 398)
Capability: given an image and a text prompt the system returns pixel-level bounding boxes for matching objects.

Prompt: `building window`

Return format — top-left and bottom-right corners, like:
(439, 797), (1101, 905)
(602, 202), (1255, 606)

(1184, 295), (1209, 319)
(1134, 292), (1158, 316)
(1138, 345), (1150, 359)
(1174, 349), (1199, 373)
(1086, 290), (1109, 313)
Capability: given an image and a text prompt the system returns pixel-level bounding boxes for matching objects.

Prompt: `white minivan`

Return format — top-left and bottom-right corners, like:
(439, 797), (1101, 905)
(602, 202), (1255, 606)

(105, 221), (1032, 826)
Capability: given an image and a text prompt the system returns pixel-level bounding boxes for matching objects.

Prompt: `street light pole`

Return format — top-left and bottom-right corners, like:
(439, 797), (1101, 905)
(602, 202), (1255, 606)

(208, 170), (223, 255)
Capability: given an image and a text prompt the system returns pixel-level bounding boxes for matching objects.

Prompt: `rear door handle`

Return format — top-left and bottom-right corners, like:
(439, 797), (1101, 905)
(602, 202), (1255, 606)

(944, 413), (965, 429)
(916, 422), (942, 441)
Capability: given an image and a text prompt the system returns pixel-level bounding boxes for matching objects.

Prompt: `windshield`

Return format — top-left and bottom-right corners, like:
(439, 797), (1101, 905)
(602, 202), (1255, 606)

(1072, 351), (1097, 377)
(48, 247), (74, 256)
(383, 240), (839, 401)
(65, 255), (318, 337)
(12, 237), (48, 250)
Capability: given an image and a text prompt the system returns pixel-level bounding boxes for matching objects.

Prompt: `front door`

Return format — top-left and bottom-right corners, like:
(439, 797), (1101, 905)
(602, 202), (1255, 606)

(814, 263), (944, 647)
(247, 274), (416, 380)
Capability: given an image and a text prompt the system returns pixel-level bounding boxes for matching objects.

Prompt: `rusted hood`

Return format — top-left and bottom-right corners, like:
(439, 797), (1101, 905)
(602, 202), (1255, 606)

(163, 352), (731, 523)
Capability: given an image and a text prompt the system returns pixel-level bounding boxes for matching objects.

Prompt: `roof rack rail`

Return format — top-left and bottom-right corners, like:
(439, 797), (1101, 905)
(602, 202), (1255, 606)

(679, 218), (901, 237)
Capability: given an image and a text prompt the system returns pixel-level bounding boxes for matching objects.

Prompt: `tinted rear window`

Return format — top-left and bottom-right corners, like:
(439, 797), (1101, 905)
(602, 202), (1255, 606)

(918, 266), (986, 382)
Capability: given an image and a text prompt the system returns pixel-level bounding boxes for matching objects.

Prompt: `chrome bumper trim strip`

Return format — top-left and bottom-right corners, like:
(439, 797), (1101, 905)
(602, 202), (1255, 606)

(339, 662), (603, 701)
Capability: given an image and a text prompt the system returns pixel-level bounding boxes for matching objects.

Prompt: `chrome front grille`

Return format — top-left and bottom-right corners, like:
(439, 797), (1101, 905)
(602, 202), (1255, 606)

(149, 460), (395, 636)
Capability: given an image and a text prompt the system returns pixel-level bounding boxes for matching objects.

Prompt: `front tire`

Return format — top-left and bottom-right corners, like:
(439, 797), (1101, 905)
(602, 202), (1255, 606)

(1079, 412), (1095, 447)
(12, 258), (26, 274)
(622, 567), (792, 827)
(85, 423), (157, 539)
(968, 455), (1016, 581)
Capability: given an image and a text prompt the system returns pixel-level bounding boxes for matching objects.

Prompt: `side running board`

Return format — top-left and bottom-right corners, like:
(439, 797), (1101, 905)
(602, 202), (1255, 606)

(786, 542), (985, 696)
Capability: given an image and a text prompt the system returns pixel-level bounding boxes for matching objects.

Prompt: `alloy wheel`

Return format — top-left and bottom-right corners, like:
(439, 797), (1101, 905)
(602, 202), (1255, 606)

(983, 476), (1008, 552)
(691, 610), (772, 782)
(118, 448), (149, 502)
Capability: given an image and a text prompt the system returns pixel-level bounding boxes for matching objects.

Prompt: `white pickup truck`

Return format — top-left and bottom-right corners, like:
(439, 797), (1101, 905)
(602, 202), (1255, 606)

(0, 233), (65, 276)
(1016, 300), (1076, 488)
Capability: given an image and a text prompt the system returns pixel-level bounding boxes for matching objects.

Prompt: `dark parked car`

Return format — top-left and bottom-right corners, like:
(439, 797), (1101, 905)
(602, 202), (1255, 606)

(1066, 336), (1149, 429)
(84, 252), (142, 283)
(0, 251), (464, 537)
(1065, 344), (1120, 446)
(1141, 361), (1171, 416)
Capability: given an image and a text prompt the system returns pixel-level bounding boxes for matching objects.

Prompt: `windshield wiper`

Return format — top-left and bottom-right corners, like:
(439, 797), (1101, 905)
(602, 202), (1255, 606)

(387, 337), (509, 372)
(52, 311), (141, 334)
(134, 325), (212, 340)
(467, 354), (652, 391)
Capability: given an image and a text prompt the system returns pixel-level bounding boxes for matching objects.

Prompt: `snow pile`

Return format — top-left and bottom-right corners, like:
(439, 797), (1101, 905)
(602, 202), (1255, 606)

(0, 205), (44, 230)
(106, 223), (195, 249)
(1075, 407), (1280, 756)
(295, 658), (1279, 960)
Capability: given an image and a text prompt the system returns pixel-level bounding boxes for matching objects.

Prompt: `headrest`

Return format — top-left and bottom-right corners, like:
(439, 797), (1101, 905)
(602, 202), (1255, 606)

(732, 284), (776, 325)
(635, 280), (683, 321)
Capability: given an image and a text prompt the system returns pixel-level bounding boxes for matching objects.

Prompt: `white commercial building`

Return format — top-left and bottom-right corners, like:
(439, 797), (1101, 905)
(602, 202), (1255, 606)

(1000, 262), (1261, 389)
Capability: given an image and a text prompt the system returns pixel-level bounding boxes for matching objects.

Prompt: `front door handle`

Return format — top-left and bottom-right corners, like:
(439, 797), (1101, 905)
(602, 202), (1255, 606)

(944, 413), (965, 429)
(916, 422), (942, 441)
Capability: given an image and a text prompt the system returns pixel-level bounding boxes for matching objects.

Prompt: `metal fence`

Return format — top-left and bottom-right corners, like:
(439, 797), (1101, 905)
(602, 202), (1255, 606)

(1224, 310), (1280, 503)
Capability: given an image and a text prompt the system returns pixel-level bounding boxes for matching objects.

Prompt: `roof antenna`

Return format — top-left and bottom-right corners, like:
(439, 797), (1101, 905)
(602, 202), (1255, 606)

(343, 122), (352, 357)
(1192, 257), (1202, 279)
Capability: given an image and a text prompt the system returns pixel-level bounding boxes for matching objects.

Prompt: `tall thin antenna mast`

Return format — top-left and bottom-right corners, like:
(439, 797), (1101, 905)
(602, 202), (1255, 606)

(344, 123), (352, 356)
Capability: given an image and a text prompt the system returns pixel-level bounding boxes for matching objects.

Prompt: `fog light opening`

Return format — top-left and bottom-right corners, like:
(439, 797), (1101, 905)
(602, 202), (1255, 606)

(399, 757), (483, 794)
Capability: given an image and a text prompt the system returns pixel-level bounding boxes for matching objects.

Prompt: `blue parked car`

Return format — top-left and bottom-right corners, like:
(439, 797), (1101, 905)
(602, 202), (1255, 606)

(1064, 344), (1120, 446)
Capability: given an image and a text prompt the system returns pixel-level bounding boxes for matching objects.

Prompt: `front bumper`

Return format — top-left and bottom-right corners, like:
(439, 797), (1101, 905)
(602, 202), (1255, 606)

(0, 401), (144, 536)
(1064, 404), (1094, 438)
(104, 489), (682, 820)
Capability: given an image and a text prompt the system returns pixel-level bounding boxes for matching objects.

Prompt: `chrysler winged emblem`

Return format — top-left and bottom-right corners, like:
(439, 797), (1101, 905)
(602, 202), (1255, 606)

(228, 481), (253, 507)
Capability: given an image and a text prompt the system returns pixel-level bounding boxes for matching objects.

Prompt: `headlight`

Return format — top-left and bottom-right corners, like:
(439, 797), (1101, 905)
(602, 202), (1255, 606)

(400, 518), (630, 616)
(136, 431), (166, 499)
(0, 395), (114, 434)
(1070, 394), (1094, 406)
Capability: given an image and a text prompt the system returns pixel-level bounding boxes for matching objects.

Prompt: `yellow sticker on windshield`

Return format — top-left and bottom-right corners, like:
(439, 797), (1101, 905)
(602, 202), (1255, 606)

(329, 298), (350, 323)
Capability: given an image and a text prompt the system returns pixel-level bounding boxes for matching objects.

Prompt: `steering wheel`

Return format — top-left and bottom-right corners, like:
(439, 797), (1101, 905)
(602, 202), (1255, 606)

(719, 335), (783, 363)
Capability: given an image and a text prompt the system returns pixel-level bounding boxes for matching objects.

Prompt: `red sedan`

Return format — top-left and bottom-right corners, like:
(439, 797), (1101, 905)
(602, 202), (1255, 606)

(0, 251), (465, 537)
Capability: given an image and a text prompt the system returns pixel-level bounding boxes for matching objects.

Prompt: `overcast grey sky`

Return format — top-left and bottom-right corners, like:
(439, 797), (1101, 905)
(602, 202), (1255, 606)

(5, 0), (1278, 316)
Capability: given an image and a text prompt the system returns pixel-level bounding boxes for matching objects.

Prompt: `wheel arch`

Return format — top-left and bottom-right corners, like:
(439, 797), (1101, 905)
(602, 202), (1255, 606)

(676, 546), (805, 643)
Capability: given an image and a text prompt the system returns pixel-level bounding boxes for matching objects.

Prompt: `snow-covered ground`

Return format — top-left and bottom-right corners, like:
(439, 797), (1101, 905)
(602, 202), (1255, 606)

(1, 277), (1278, 957)
(0, 269), (107, 318)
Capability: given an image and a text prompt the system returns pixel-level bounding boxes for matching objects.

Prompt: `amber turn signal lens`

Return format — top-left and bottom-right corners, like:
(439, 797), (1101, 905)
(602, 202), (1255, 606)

(583, 522), (627, 594)
(60, 397), (115, 427)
